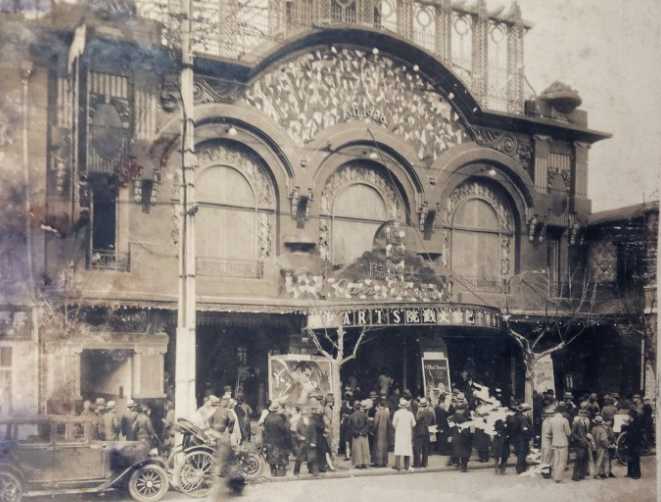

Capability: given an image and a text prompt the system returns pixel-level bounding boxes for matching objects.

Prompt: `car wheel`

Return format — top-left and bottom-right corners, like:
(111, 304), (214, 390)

(237, 451), (263, 479)
(128, 464), (169, 502)
(0, 471), (23, 502)
(178, 450), (214, 498)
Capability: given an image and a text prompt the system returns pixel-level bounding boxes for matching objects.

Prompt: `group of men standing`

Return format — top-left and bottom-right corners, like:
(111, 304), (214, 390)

(540, 391), (648, 482)
(79, 397), (158, 448)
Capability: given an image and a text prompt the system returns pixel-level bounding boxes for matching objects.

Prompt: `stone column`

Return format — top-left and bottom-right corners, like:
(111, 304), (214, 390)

(533, 135), (551, 193)
(434, 0), (452, 64)
(396, 0), (414, 41)
(470, 0), (489, 106)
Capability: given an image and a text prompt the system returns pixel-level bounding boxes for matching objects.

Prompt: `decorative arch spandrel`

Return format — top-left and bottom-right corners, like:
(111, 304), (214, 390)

(241, 46), (467, 163)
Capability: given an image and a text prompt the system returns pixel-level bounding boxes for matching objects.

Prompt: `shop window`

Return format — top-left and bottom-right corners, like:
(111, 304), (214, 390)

(332, 184), (387, 266)
(449, 182), (515, 290)
(0, 347), (12, 416)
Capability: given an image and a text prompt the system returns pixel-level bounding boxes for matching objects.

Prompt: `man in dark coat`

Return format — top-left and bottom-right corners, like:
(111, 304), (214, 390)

(623, 409), (644, 479)
(449, 403), (472, 472)
(413, 398), (435, 468)
(571, 408), (591, 481)
(295, 407), (321, 476)
(348, 401), (371, 469)
(508, 403), (532, 473)
(262, 402), (290, 477)
(492, 418), (510, 474)
(434, 395), (451, 455)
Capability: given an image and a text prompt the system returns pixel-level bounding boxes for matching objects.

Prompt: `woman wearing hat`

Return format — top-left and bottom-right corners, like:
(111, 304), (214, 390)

(392, 398), (416, 471)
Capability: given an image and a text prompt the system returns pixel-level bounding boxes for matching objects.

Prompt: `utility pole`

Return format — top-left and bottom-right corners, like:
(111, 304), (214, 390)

(174, 0), (198, 420)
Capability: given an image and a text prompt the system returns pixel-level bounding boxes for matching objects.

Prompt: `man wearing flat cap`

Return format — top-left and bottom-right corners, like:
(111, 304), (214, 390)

(508, 403), (532, 474)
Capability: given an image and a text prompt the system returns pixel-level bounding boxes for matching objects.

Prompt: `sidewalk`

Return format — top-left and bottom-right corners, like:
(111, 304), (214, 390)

(250, 453), (517, 484)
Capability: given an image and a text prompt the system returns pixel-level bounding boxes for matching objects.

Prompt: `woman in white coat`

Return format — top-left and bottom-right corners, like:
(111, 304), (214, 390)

(392, 398), (416, 471)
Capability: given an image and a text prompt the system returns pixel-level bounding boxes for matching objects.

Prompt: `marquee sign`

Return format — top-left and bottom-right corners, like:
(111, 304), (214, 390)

(307, 304), (502, 330)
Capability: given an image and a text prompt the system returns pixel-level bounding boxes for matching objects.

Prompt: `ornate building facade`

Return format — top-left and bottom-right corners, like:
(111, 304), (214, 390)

(0, 0), (652, 417)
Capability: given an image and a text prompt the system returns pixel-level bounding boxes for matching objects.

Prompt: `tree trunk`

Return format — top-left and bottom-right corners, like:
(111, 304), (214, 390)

(331, 361), (342, 454)
(524, 358), (535, 406)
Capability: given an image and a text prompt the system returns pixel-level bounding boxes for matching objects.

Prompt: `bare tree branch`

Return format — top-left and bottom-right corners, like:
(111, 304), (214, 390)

(341, 327), (367, 365)
(306, 329), (333, 361)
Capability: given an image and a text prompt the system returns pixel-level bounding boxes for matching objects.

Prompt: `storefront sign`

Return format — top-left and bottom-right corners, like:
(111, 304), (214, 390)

(421, 354), (451, 407)
(307, 305), (501, 330)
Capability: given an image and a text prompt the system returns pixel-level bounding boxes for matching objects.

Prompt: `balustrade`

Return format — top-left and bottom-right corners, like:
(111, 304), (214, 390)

(134, 0), (531, 112)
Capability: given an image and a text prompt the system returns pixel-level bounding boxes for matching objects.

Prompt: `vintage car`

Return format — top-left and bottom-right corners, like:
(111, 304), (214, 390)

(0, 415), (170, 502)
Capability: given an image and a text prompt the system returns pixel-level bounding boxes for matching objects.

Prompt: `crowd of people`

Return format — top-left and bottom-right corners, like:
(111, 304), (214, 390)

(536, 390), (653, 482)
(79, 379), (654, 483)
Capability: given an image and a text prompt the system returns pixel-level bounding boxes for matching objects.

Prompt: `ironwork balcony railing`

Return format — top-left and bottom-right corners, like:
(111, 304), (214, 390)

(134, 0), (532, 113)
(197, 256), (265, 279)
(89, 249), (130, 272)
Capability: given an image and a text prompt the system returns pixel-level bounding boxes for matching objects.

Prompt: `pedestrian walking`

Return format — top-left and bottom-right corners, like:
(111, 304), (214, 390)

(434, 393), (451, 454)
(372, 398), (391, 467)
(540, 404), (555, 478)
(348, 401), (371, 469)
(392, 398), (416, 471)
(623, 408), (644, 479)
(571, 408), (591, 481)
(102, 401), (120, 441)
(508, 403), (532, 474)
(548, 403), (571, 483)
(301, 406), (322, 476)
(340, 395), (353, 460)
(413, 398), (435, 468)
(262, 402), (290, 477)
(591, 415), (609, 479)
(492, 418), (509, 475)
(448, 402), (472, 473)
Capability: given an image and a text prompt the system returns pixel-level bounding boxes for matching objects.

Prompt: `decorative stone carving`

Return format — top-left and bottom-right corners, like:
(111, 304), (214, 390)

(198, 143), (276, 209)
(320, 162), (403, 218)
(473, 126), (533, 173)
(194, 77), (242, 104)
(241, 47), (466, 162)
(442, 180), (514, 231)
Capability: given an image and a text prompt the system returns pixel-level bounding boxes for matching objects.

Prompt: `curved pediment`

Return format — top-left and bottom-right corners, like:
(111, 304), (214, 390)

(240, 40), (471, 163)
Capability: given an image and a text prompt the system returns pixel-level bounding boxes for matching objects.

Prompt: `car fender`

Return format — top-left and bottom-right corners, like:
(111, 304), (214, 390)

(110, 457), (169, 486)
(183, 444), (215, 456)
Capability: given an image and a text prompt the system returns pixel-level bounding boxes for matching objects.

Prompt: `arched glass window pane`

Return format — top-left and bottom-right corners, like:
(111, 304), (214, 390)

(454, 199), (500, 230)
(197, 166), (256, 260)
(452, 230), (500, 286)
(197, 166), (254, 207)
(332, 184), (387, 265)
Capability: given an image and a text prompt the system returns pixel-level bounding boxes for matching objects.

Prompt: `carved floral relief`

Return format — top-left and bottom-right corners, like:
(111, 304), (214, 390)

(241, 47), (466, 162)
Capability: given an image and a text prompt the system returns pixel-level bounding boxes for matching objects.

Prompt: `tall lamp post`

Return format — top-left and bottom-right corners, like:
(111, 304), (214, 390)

(174, 0), (198, 421)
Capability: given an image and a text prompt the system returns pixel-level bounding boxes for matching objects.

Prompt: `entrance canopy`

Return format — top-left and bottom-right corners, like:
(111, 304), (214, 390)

(307, 302), (502, 330)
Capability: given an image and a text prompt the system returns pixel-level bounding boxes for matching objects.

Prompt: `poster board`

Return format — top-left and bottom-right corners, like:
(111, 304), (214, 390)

(268, 354), (333, 407)
(421, 353), (451, 407)
(533, 354), (556, 395)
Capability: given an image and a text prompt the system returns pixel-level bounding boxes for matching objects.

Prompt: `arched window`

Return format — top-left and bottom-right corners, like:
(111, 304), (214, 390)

(197, 166), (257, 261)
(332, 183), (388, 265)
(448, 181), (515, 289)
(319, 162), (406, 266)
(195, 143), (276, 277)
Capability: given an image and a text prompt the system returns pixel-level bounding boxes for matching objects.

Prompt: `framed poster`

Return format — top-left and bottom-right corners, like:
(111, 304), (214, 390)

(421, 354), (451, 407)
(268, 354), (333, 407)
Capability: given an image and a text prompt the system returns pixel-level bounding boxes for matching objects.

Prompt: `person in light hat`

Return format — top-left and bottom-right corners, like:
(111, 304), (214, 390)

(392, 398), (416, 471)
(103, 400), (120, 441)
(591, 415), (609, 479)
(348, 400), (371, 469)
(413, 397), (436, 468)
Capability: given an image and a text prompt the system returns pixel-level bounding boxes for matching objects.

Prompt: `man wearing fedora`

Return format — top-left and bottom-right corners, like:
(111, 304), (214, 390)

(448, 401), (472, 473)
(262, 402), (290, 477)
(591, 415), (610, 479)
(413, 398), (435, 468)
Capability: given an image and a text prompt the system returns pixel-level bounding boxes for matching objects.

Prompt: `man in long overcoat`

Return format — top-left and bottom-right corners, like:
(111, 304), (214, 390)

(348, 401), (371, 469)
(263, 402), (290, 477)
(392, 398), (416, 471)
(448, 403), (472, 472)
(508, 403), (532, 474)
(372, 399), (391, 467)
